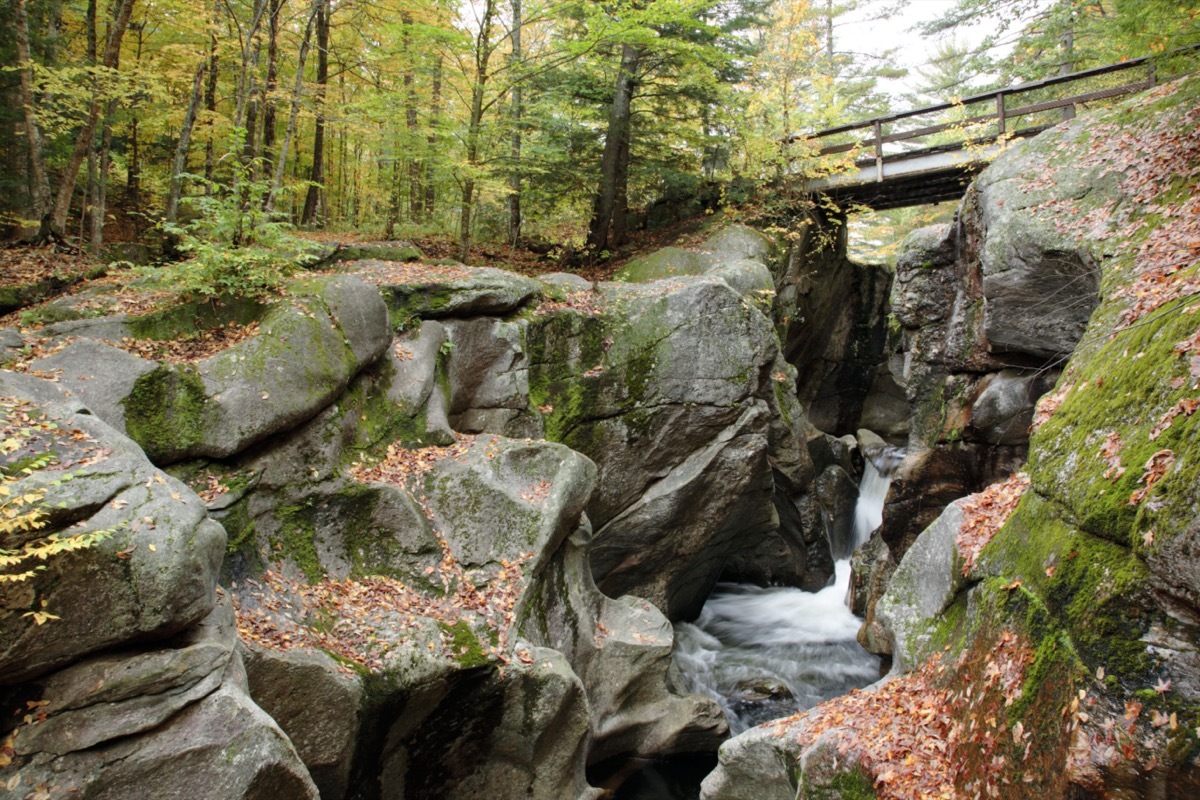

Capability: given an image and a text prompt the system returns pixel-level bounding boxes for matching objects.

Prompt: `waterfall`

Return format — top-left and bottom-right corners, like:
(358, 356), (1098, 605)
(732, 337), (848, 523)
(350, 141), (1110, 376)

(671, 441), (904, 736)
(672, 562), (880, 735)
(851, 444), (904, 551)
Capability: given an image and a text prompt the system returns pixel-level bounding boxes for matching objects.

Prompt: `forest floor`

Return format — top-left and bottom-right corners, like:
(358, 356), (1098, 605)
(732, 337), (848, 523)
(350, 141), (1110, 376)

(1, 213), (718, 295)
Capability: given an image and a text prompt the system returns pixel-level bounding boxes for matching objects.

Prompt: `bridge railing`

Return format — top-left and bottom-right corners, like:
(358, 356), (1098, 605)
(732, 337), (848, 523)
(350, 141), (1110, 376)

(787, 49), (1197, 183)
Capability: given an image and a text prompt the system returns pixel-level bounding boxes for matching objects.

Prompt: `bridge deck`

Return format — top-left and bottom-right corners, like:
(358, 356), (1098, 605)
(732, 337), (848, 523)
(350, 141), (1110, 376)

(789, 52), (1186, 211)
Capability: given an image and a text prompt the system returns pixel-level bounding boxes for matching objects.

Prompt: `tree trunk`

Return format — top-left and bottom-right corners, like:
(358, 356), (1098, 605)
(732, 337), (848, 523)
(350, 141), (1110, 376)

(268, 0), (322, 212)
(400, 12), (422, 223)
(261, 0), (282, 164)
(126, 23), (146, 229)
(89, 102), (116, 254)
(507, 0), (522, 247)
(14, 0), (52, 221)
(50, 0), (136, 235)
(166, 61), (208, 221)
(233, 0), (268, 133)
(610, 123), (632, 247)
(424, 56), (442, 218)
(587, 43), (641, 256)
(385, 157), (401, 238)
(300, 0), (329, 224)
(203, 2), (219, 186)
(458, 0), (497, 262)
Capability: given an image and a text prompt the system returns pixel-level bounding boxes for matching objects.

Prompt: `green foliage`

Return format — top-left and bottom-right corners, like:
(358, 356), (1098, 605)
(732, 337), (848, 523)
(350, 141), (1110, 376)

(157, 138), (313, 301)
(1, 399), (114, 624)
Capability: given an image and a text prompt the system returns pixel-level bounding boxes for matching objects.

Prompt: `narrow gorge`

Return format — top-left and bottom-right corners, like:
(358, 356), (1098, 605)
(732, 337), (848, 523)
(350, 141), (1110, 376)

(2, 74), (1199, 800)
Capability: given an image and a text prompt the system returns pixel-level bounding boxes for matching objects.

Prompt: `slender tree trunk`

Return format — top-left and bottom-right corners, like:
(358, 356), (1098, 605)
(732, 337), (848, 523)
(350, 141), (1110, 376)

(458, 0), (497, 262)
(127, 23), (145, 229)
(267, 0), (322, 212)
(385, 157), (401, 239)
(84, 0), (98, 241)
(14, 0), (52, 222)
(233, 0), (267, 133)
(261, 0), (282, 165)
(90, 102), (116, 254)
(507, 0), (522, 247)
(300, 0), (329, 224)
(167, 61), (208, 221)
(50, 0), (136, 235)
(587, 43), (641, 256)
(401, 12), (421, 223)
(243, 34), (262, 170)
(424, 56), (442, 218)
(203, 3), (219, 186)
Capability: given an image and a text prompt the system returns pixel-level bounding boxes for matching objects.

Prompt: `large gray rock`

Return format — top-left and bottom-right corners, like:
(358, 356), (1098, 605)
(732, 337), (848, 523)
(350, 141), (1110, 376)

(0, 389), (225, 683)
(418, 434), (597, 585)
(699, 223), (774, 265)
(129, 275), (388, 463)
(616, 246), (711, 282)
(378, 646), (598, 800)
(9, 677), (319, 800)
(13, 599), (235, 757)
(444, 317), (539, 437)
(616, 225), (776, 300)
(5, 593), (318, 799)
(529, 278), (782, 619)
(28, 339), (156, 432)
(967, 368), (1058, 446)
(24, 275), (391, 465)
(700, 722), (807, 800)
(243, 645), (362, 800)
(354, 260), (542, 320)
(521, 523), (728, 764)
(872, 499), (968, 671)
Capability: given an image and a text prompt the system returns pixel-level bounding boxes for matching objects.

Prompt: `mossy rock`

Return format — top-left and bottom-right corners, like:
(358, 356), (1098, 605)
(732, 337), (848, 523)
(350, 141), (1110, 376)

(615, 246), (711, 283)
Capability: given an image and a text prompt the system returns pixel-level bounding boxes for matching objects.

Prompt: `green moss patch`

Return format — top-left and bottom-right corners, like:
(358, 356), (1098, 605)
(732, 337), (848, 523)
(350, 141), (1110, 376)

(979, 491), (1153, 685)
(439, 620), (491, 669)
(1029, 300), (1200, 549)
(123, 365), (211, 461)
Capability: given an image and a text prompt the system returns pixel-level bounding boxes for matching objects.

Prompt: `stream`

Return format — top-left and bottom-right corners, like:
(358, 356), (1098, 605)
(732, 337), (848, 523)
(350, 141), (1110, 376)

(598, 448), (901, 799)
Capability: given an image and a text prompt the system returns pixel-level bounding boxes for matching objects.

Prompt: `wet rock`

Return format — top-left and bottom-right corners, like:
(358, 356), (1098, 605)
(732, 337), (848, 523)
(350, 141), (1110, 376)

(699, 722), (806, 800)
(521, 523), (729, 764)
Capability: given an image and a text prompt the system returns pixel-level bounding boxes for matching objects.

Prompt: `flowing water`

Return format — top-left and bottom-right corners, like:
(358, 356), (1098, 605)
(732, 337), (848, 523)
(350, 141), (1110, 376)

(672, 561), (880, 734)
(672, 445), (902, 735)
(605, 447), (901, 798)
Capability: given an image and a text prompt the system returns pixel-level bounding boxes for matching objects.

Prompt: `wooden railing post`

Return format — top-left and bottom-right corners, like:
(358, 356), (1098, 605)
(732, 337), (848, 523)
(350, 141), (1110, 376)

(874, 119), (883, 182)
(996, 91), (1006, 137)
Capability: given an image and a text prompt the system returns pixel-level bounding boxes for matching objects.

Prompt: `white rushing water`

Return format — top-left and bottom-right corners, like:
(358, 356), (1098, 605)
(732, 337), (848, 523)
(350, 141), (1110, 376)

(672, 561), (880, 734)
(672, 448), (901, 735)
(851, 459), (888, 552)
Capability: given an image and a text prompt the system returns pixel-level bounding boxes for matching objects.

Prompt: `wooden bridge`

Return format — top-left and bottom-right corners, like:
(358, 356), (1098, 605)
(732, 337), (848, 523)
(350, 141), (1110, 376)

(791, 53), (1172, 211)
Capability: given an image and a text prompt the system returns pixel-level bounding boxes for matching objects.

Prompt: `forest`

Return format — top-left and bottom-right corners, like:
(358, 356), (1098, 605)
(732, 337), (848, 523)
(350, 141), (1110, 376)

(2, 0), (1197, 267)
